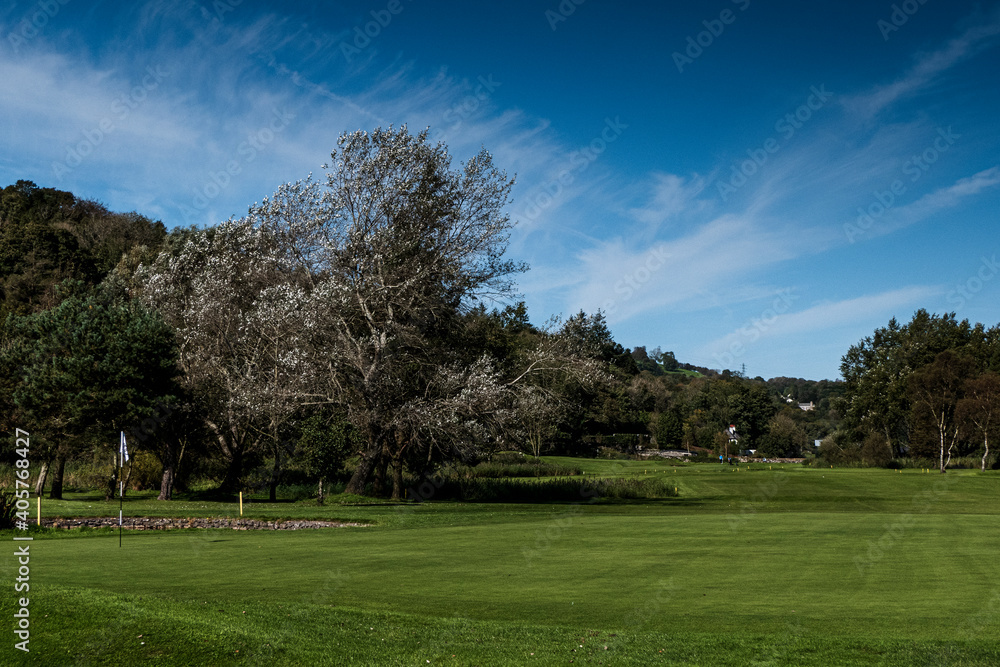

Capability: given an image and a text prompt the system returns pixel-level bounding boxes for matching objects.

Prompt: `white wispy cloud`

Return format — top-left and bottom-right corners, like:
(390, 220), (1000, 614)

(1, 2), (572, 230)
(844, 8), (1000, 119)
(627, 172), (709, 238)
(567, 211), (819, 323)
(696, 285), (945, 361)
(846, 166), (1000, 242)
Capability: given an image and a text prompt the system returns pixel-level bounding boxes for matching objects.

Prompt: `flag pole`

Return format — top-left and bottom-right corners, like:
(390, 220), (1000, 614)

(119, 431), (128, 548)
(119, 451), (123, 548)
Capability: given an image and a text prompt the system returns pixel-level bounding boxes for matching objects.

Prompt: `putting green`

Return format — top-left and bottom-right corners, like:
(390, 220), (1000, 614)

(4, 464), (999, 665)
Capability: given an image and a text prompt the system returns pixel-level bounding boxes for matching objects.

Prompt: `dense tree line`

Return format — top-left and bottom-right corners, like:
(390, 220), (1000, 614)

(834, 310), (1000, 471)
(15, 128), (994, 501)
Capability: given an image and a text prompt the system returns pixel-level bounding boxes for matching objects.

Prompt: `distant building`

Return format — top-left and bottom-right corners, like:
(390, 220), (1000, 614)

(798, 401), (815, 411)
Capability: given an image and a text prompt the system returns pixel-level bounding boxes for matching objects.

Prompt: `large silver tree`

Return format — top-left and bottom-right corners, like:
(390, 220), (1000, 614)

(139, 126), (604, 498)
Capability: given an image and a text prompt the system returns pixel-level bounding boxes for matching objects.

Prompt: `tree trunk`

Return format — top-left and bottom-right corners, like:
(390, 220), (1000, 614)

(390, 431), (407, 500)
(317, 477), (324, 505)
(172, 439), (188, 493)
(219, 447), (244, 493)
(48, 457), (65, 500)
(373, 448), (389, 497)
(34, 461), (49, 497)
(983, 435), (990, 472)
(158, 465), (174, 500)
(268, 452), (281, 502)
(157, 441), (176, 500)
(207, 419), (248, 493)
(391, 454), (405, 500)
(345, 444), (379, 495)
(939, 424), (946, 473)
(105, 462), (117, 502)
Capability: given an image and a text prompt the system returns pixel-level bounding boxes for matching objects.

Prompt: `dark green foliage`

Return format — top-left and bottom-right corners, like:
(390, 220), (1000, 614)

(596, 446), (633, 459)
(490, 450), (528, 465)
(421, 475), (677, 502)
(837, 310), (1000, 464)
(653, 410), (684, 448)
(561, 310), (637, 374)
(451, 460), (582, 478)
(296, 413), (357, 484)
(0, 280), (179, 496)
(0, 180), (166, 319)
(758, 413), (809, 457)
(0, 491), (16, 528)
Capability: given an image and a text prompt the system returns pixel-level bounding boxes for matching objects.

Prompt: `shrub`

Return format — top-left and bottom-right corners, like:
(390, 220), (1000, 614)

(597, 446), (632, 460)
(421, 476), (677, 503)
(63, 449), (163, 492)
(454, 460), (582, 479)
(491, 451), (527, 465)
(0, 491), (17, 529)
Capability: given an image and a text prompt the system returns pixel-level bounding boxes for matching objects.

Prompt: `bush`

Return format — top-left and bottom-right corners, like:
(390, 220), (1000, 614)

(244, 482), (342, 502)
(63, 450), (163, 492)
(491, 451), (527, 465)
(419, 476), (677, 503)
(596, 446), (632, 460)
(0, 491), (17, 529)
(454, 460), (582, 479)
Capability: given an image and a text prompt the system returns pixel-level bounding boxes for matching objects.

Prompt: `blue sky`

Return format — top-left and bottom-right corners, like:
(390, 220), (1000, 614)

(2, 0), (999, 380)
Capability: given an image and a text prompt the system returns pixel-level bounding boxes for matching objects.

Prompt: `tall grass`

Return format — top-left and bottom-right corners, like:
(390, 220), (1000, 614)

(454, 460), (582, 479)
(426, 476), (677, 503)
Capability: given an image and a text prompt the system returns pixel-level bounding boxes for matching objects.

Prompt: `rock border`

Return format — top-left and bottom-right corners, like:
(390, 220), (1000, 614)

(42, 517), (367, 530)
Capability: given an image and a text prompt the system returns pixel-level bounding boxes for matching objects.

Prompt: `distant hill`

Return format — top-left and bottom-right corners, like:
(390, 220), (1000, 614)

(0, 180), (167, 317)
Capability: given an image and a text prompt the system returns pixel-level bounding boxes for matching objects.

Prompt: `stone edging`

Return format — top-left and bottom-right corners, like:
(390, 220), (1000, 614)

(42, 517), (367, 530)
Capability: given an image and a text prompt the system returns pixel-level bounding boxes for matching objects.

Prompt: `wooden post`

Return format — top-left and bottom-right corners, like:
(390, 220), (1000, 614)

(239, 491), (243, 516)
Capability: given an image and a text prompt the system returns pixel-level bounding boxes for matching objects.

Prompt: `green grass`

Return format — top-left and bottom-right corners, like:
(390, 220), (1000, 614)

(2, 461), (999, 665)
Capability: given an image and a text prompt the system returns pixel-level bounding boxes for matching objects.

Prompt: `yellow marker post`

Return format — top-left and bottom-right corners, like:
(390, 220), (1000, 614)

(36, 496), (40, 526)
(239, 491), (243, 516)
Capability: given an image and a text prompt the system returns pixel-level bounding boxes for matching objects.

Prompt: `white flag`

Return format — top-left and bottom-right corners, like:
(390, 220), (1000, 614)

(119, 431), (129, 466)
